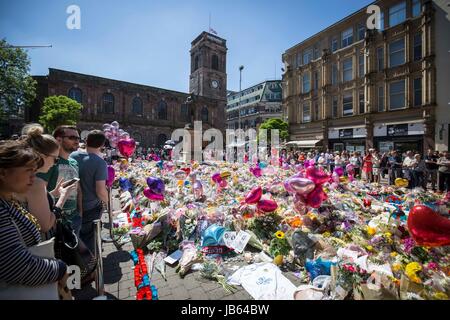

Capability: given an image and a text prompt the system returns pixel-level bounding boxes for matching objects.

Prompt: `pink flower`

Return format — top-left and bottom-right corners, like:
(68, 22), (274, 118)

(427, 262), (438, 270)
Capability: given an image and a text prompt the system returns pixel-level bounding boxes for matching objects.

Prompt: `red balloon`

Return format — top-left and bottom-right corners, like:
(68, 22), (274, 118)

(407, 205), (450, 247)
(143, 187), (164, 201)
(245, 186), (263, 204)
(305, 186), (328, 209)
(117, 138), (136, 158)
(305, 166), (330, 185)
(257, 199), (278, 213)
(181, 167), (191, 176)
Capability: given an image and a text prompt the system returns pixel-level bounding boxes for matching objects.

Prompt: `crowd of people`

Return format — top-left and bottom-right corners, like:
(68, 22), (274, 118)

(280, 148), (450, 193)
(0, 124), (108, 299)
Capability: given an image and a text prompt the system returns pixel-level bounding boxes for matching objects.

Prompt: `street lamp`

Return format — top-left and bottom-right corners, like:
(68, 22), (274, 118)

(239, 65), (244, 130)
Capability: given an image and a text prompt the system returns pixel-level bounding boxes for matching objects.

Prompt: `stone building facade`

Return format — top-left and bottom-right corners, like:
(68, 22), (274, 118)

(282, 0), (450, 153)
(226, 80), (283, 130)
(29, 32), (228, 148)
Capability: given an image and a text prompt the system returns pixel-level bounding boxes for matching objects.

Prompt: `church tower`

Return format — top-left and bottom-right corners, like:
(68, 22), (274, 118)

(189, 32), (227, 101)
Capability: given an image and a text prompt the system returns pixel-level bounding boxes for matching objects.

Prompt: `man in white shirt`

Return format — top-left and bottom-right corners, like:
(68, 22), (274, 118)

(402, 151), (416, 188)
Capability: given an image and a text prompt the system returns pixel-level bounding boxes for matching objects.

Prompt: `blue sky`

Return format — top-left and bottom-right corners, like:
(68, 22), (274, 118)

(0, 0), (372, 93)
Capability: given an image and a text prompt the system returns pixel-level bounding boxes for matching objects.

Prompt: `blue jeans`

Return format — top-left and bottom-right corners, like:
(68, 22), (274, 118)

(80, 204), (103, 253)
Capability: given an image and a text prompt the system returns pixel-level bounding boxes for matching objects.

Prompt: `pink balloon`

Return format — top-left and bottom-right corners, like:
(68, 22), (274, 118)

(143, 187), (164, 201)
(332, 172), (340, 184)
(305, 186), (328, 209)
(348, 174), (355, 182)
(117, 138), (136, 158)
(250, 167), (262, 177)
(257, 199), (278, 213)
(293, 194), (307, 214)
(334, 166), (344, 177)
(295, 164), (303, 171)
(245, 186), (263, 204)
(212, 172), (222, 183)
(346, 163), (354, 173)
(305, 166), (330, 185)
(282, 163), (290, 170)
(303, 160), (312, 168)
(106, 165), (115, 187)
(288, 177), (315, 195)
(219, 179), (228, 188)
(284, 179), (295, 194)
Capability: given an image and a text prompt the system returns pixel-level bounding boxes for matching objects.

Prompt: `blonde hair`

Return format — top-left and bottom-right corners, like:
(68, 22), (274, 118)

(21, 124), (59, 156)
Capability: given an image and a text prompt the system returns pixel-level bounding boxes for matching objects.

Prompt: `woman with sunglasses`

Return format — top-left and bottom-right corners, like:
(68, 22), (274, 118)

(0, 140), (68, 298)
(14, 124), (77, 236)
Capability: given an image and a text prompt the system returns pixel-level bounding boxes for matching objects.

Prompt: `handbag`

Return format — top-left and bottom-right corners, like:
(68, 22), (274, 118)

(0, 227), (59, 300)
(53, 212), (97, 281)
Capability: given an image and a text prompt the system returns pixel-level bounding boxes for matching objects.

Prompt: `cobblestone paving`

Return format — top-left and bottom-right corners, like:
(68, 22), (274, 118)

(72, 192), (305, 300)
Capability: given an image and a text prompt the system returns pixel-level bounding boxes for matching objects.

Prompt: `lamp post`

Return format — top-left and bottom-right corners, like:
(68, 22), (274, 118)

(239, 65), (244, 130)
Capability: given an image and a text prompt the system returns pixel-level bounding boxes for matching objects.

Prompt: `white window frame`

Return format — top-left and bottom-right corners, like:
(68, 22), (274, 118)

(389, 38), (405, 68)
(302, 72), (311, 93)
(342, 28), (354, 48)
(343, 92), (353, 116)
(389, 2), (406, 28)
(303, 102), (311, 123)
(389, 79), (406, 110)
(343, 57), (353, 82)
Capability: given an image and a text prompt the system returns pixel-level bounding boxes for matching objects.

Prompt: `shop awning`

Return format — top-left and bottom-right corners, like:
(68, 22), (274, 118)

(285, 140), (321, 148)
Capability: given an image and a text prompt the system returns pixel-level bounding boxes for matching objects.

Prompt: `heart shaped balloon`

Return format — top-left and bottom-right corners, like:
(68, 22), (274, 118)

(106, 165), (115, 187)
(306, 186), (328, 209)
(284, 179), (295, 194)
(181, 167), (191, 177)
(334, 167), (344, 177)
(146, 177), (165, 194)
(143, 187), (164, 201)
(257, 199), (278, 213)
(288, 177), (316, 195)
(117, 138), (136, 158)
(407, 205), (450, 247)
(293, 193), (307, 214)
(245, 186), (263, 204)
(250, 167), (262, 177)
(305, 166), (330, 185)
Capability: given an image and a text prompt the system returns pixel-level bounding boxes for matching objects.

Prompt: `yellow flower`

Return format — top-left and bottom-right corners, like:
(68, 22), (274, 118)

(390, 252), (398, 258)
(405, 262), (422, 284)
(366, 226), (376, 236)
(322, 231), (331, 238)
(433, 292), (448, 300)
(366, 245), (373, 251)
(384, 232), (392, 238)
(392, 263), (403, 272)
(275, 231), (285, 239)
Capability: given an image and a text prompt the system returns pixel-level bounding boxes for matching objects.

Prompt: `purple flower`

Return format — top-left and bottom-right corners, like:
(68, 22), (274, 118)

(402, 237), (416, 253)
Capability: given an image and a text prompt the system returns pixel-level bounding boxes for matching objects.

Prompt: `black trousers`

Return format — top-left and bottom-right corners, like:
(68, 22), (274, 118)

(438, 172), (450, 192)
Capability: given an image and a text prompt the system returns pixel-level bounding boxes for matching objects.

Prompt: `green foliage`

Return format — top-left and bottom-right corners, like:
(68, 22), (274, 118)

(39, 95), (82, 133)
(0, 39), (37, 127)
(258, 118), (289, 142)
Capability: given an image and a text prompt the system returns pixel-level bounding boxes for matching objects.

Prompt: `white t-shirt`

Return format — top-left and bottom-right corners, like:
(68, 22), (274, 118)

(228, 262), (296, 300)
(403, 156), (415, 168)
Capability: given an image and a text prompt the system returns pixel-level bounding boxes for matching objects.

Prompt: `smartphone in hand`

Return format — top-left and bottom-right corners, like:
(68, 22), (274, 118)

(62, 178), (80, 188)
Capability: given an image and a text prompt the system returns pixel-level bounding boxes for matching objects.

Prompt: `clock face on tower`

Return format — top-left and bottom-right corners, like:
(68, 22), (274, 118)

(211, 80), (219, 89)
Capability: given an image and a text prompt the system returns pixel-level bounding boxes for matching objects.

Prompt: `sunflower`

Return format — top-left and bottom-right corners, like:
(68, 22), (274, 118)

(275, 231), (285, 239)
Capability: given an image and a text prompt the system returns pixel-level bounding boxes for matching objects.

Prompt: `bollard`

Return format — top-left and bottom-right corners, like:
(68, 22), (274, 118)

(102, 187), (122, 250)
(94, 219), (105, 296)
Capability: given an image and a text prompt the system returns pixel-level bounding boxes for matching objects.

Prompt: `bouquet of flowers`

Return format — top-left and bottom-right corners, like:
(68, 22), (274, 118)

(248, 212), (282, 241)
(200, 260), (236, 294)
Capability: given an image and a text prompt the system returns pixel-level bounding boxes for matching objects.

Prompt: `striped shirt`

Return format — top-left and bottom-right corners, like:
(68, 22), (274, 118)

(0, 199), (66, 286)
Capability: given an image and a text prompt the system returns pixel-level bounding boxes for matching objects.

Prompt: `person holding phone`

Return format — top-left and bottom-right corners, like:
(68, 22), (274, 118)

(15, 124), (77, 238)
(37, 125), (83, 235)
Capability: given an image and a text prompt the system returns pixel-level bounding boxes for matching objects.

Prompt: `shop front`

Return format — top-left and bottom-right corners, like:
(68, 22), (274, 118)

(328, 126), (367, 153)
(373, 121), (424, 154)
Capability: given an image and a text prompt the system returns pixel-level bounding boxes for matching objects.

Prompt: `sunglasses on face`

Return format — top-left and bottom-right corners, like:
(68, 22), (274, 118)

(63, 136), (81, 141)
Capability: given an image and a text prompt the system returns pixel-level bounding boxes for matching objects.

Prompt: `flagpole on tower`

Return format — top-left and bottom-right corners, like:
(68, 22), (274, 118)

(209, 12), (211, 32)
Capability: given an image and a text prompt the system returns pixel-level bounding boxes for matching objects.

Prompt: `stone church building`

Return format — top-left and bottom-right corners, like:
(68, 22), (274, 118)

(29, 31), (228, 148)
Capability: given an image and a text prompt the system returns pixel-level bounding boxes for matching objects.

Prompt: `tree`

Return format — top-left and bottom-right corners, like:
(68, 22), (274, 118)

(39, 95), (83, 133)
(258, 118), (289, 143)
(0, 39), (37, 134)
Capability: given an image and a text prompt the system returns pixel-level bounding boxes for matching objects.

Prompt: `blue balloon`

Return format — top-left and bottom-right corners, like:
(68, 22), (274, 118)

(201, 224), (226, 247)
(119, 177), (132, 191)
(259, 161), (268, 169)
(156, 160), (164, 170)
(305, 258), (335, 280)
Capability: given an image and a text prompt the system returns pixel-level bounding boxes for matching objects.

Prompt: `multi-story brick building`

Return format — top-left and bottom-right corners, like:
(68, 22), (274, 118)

(282, 0), (450, 153)
(29, 32), (228, 148)
(226, 80), (283, 130)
